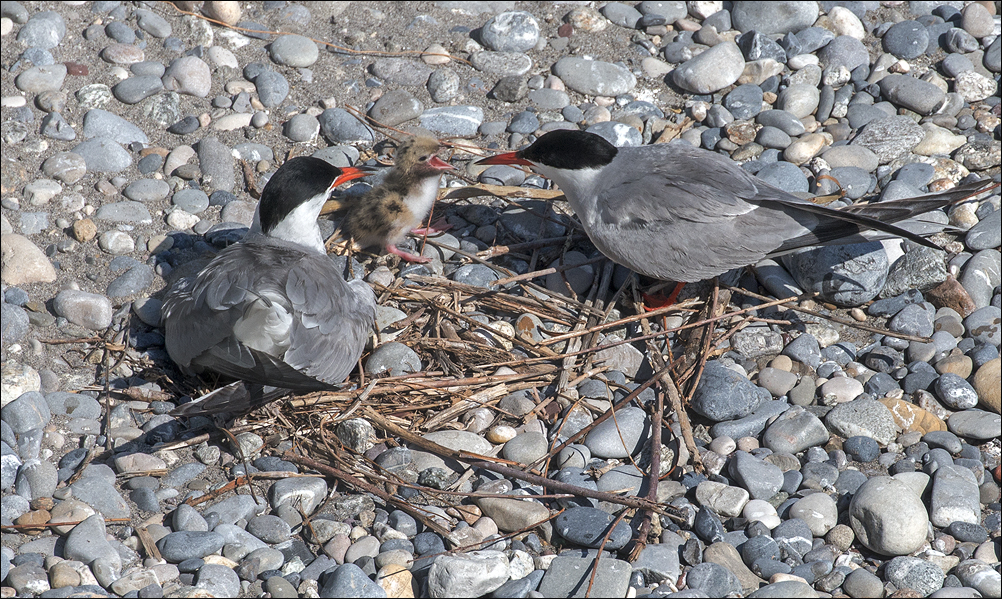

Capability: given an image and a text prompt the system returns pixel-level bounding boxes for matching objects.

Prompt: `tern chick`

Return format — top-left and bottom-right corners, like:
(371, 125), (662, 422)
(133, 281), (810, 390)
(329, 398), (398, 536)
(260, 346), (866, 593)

(343, 136), (454, 263)
(163, 156), (377, 416)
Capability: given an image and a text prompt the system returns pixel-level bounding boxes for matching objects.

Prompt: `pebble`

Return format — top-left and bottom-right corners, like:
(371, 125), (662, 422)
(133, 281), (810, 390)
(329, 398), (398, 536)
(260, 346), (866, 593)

(691, 361), (768, 422)
(552, 57), (637, 97)
(268, 34), (318, 68)
(71, 138), (132, 173)
(481, 11), (539, 52)
(672, 41), (745, 94)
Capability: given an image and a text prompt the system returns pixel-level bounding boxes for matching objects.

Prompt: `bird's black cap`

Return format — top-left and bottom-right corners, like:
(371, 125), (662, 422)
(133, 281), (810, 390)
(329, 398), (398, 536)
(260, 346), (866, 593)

(520, 130), (619, 170)
(258, 156), (343, 235)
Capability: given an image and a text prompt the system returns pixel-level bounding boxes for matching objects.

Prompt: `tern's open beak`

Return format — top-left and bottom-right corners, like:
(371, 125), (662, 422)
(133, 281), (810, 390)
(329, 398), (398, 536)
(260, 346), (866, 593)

(475, 152), (534, 167)
(428, 156), (455, 171)
(333, 166), (374, 187)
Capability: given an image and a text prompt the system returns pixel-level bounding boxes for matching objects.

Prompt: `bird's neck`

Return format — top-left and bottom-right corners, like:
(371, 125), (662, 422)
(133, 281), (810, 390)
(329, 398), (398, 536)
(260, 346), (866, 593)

(534, 165), (605, 229)
(250, 192), (326, 254)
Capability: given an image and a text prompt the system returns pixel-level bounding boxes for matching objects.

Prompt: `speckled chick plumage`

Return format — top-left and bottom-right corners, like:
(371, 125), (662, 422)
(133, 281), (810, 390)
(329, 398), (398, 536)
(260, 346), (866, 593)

(343, 136), (452, 262)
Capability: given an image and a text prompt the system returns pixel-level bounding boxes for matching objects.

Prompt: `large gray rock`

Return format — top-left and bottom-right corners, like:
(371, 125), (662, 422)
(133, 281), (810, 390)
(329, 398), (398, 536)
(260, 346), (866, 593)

(849, 477), (928, 555)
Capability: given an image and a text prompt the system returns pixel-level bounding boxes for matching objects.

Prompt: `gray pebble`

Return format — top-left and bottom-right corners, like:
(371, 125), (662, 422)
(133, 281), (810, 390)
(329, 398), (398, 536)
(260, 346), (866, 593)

(268, 34), (318, 68)
(71, 138), (132, 173)
(481, 11), (539, 52)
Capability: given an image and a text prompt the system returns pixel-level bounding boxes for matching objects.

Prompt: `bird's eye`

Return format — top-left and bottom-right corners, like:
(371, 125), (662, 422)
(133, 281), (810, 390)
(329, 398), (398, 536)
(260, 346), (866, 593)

(419, 155), (431, 162)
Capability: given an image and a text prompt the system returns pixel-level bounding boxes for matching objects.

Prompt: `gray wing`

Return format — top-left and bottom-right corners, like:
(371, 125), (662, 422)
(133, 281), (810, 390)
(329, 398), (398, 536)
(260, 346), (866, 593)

(283, 256), (376, 385)
(588, 143), (960, 281)
(589, 144), (814, 280)
(163, 240), (375, 391)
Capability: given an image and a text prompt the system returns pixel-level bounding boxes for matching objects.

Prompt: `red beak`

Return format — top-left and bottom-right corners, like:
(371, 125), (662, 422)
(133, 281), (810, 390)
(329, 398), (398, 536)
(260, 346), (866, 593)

(332, 166), (373, 187)
(428, 156), (454, 171)
(475, 152), (534, 167)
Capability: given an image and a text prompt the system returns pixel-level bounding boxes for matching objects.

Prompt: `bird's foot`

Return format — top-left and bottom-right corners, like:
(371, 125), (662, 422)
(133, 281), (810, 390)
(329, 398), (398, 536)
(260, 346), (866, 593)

(386, 244), (430, 263)
(411, 218), (452, 236)
(642, 282), (686, 312)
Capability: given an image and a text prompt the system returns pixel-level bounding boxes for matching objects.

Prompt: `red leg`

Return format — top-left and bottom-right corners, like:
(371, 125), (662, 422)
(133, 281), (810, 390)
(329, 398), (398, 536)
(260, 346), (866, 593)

(641, 282), (686, 312)
(411, 218), (452, 236)
(385, 243), (430, 263)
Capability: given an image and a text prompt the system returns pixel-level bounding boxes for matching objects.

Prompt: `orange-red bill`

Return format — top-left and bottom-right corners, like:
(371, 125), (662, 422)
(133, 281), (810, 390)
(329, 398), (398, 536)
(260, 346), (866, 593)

(428, 156), (454, 171)
(476, 152), (534, 166)
(332, 166), (374, 187)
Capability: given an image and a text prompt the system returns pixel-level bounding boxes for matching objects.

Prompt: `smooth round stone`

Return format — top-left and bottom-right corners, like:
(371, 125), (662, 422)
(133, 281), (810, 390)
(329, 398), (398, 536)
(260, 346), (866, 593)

(762, 407), (829, 454)
(878, 75), (947, 116)
(776, 84), (820, 118)
(584, 406), (649, 458)
(708, 436), (736, 455)
(743, 499), (781, 529)
(552, 57), (637, 97)
(757, 367), (798, 397)
(821, 145), (878, 172)
(52, 290), (113, 330)
(756, 126), (791, 150)
(692, 361), (769, 422)
(368, 90), (423, 127)
(268, 34), (318, 67)
(934, 373), (978, 410)
(162, 56), (211, 97)
(254, 70), (290, 107)
(731, 2), (817, 35)
(756, 161), (808, 193)
(481, 11), (539, 52)
(756, 110), (806, 136)
(555, 507), (632, 550)
(724, 84), (764, 120)
(883, 21), (929, 59)
(98, 231), (134, 255)
(789, 493), (838, 536)
(171, 189), (210, 215)
(849, 476), (929, 555)
(124, 179), (170, 202)
(672, 41), (744, 94)
(246, 515), (291, 544)
(819, 377), (863, 404)
(41, 152), (87, 183)
(156, 531), (225, 563)
(72, 138), (132, 173)
(501, 432), (548, 464)
(844, 436), (879, 462)
(686, 562), (742, 597)
(283, 113), (319, 142)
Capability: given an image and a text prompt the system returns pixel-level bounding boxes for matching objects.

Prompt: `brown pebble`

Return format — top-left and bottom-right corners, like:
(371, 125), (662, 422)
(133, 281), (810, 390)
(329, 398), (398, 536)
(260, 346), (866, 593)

(558, 23), (573, 37)
(63, 62), (88, 76)
(850, 308), (866, 322)
(72, 218), (97, 242)
(96, 180), (117, 196)
(30, 497), (54, 511)
(925, 275), (977, 317)
(139, 147), (169, 157)
(15, 509), (51, 534)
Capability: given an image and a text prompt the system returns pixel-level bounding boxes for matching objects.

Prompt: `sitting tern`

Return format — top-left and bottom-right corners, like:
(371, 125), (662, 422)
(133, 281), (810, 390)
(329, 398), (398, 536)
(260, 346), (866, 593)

(163, 156), (377, 416)
(478, 130), (996, 292)
(342, 136), (454, 263)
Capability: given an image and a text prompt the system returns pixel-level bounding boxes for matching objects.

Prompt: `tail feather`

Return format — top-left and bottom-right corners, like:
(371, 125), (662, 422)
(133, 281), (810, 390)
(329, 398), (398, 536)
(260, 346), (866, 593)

(170, 381), (290, 417)
(771, 180), (999, 254)
(842, 180), (999, 221)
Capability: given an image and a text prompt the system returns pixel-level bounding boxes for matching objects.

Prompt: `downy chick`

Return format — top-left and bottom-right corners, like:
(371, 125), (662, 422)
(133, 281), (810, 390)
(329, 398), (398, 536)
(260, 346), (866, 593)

(343, 136), (454, 263)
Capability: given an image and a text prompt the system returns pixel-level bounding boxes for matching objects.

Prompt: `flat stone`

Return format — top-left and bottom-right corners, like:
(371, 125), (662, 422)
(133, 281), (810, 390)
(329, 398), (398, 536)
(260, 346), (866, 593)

(552, 57), (638, 96)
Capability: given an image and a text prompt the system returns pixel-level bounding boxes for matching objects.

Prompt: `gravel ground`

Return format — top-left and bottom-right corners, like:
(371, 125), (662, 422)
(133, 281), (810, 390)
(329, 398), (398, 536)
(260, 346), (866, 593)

(1, 1), (1001, 598)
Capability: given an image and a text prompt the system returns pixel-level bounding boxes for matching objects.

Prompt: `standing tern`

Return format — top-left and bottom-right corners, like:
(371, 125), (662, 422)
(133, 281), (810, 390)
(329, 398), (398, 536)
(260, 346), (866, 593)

(478, 130), (996, 293)
(342, 136), (454, 263)
(163, 156), (377, 416)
